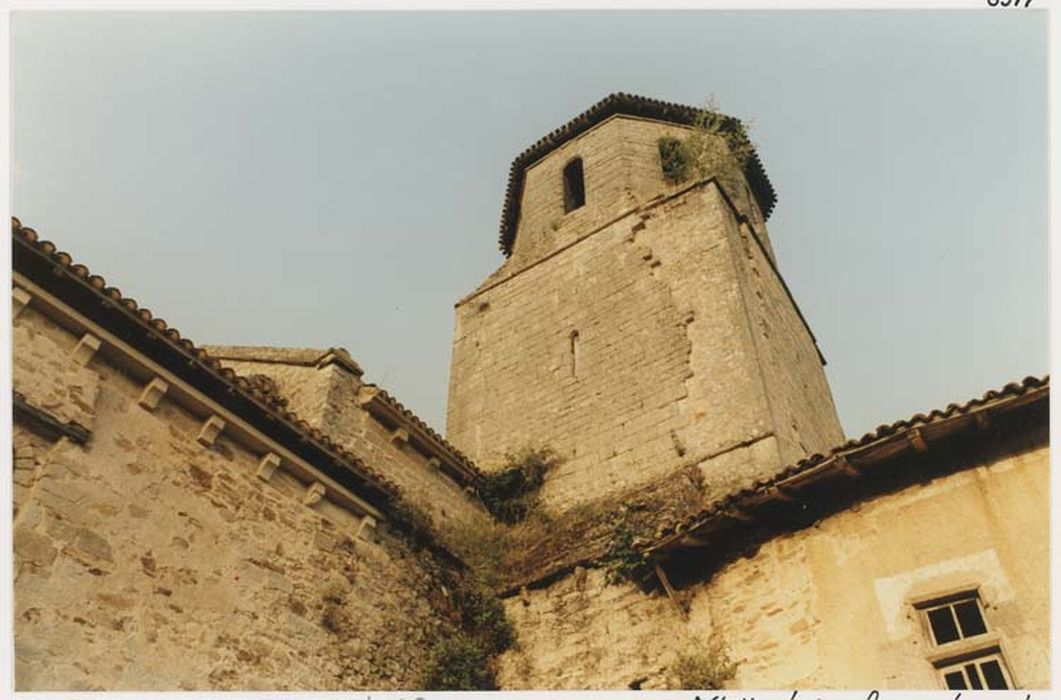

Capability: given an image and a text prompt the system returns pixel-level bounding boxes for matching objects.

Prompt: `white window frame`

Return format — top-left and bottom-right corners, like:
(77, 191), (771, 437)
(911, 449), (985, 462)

(937, 650), (1014, 690)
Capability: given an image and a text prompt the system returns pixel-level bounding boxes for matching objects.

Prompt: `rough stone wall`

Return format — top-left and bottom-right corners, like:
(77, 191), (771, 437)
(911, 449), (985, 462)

(216, 355), (488, 531)
(12, 423), (52, 519)
(12, 308), (457, 691)
(12, 316), (100, 430)
(449, 170), (841, 513)
(498, 442), (1050, 690)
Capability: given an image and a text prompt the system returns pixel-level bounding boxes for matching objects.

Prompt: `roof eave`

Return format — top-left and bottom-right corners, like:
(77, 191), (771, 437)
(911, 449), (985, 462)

(497, 92), (778, 257)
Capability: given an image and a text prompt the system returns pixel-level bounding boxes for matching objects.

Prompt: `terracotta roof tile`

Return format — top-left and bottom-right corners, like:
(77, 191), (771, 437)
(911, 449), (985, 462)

(364, 385), (485, 484)
(12, 216), (405, 505)
(650, 374), (1049, 549)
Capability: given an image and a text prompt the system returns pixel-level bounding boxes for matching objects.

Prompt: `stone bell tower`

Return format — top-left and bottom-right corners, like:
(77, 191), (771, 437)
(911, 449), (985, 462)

(446, 93), (843, 514)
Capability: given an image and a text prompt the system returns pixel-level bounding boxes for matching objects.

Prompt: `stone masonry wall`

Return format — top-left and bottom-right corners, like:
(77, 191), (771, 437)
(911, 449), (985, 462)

(12, 305), (458, 690)
(449, 171), (842, 513)
(507, 115), (773, 271)
(13, 316), (100, 430)
(215, 354), (488, 532)
(724, 212), (846, 466)
(498, 442), (1050, 690)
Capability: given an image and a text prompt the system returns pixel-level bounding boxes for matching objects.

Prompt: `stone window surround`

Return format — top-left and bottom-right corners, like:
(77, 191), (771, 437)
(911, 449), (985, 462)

(908, 585), (1018, 689)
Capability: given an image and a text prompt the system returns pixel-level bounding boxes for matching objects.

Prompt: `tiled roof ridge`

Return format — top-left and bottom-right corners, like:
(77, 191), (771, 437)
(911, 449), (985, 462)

(498, 92), (777, 257)
(650, 374), (1049, 550)
(204, 345), (332, 365)
(361, 383), (485, 483)
(11, 217), (404, 504)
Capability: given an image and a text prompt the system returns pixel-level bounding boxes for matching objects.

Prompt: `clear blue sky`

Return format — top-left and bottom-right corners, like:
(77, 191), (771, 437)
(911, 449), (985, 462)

(12, 10), (1048, 441)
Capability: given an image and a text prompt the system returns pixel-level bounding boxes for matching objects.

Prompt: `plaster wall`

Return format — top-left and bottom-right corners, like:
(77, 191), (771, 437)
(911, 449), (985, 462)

(498, 442), (1050, 690)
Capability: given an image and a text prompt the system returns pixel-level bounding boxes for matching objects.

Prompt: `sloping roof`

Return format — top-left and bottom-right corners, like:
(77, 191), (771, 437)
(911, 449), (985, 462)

(358, 385), (485, 487)
(206, 345), (365, 377)
(205, 345), (485, 487)
(498, 92), (777, 257)
(498, 374), (1048, 594)
(11, 217), (403, 511)
(648, 374), (1050, 555)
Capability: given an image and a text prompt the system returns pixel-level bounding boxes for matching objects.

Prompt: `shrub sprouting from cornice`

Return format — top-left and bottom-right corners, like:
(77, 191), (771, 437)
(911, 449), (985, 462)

(659, 136), (690, 184)
(602, 513), (653, 586)
(658, 96), (758, 215)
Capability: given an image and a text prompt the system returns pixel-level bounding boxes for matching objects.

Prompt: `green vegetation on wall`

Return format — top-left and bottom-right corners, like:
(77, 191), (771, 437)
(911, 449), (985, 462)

(669, 642), (739, 690)
(601, 514), (653, 586)
(420, 578), (515, 690)
(479, 447), (559, 524)
(658, 98), (758, 215)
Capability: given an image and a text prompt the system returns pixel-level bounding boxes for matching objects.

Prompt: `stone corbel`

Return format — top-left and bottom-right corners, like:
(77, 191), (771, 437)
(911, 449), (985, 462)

(196, 415), (226, 447)
(71, 333), (102, 366)
(355, 514), (377, 542)
(389, 427), (409, 447)
(12, 287), (31, 319)
(303, 481), (326, 507)
(427, 457), (442, 470)
(257, 452), (281, 482)
(137, 378), (169, 411)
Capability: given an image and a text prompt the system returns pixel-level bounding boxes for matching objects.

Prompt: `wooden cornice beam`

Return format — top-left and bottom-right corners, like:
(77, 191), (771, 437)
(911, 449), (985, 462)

(654, 563), (688, 621)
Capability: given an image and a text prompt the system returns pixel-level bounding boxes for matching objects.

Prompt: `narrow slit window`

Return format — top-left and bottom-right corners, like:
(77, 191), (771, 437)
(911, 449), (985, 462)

(563, 158), (586, 213)
(569, 330), (580, 378)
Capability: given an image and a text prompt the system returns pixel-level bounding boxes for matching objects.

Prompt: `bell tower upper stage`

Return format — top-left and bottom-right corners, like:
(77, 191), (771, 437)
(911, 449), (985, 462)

(446, 93), (843, 514)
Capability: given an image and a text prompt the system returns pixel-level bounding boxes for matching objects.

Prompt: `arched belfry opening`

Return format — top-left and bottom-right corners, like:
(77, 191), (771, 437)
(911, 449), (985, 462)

(563, 158), (585, 213)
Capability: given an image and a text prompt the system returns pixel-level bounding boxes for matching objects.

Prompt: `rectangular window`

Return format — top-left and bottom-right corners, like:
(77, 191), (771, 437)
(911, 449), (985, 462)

(921, 592), (989, 645)
(939, 654), (1011, 690)
(912, 589), (1016, 690)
